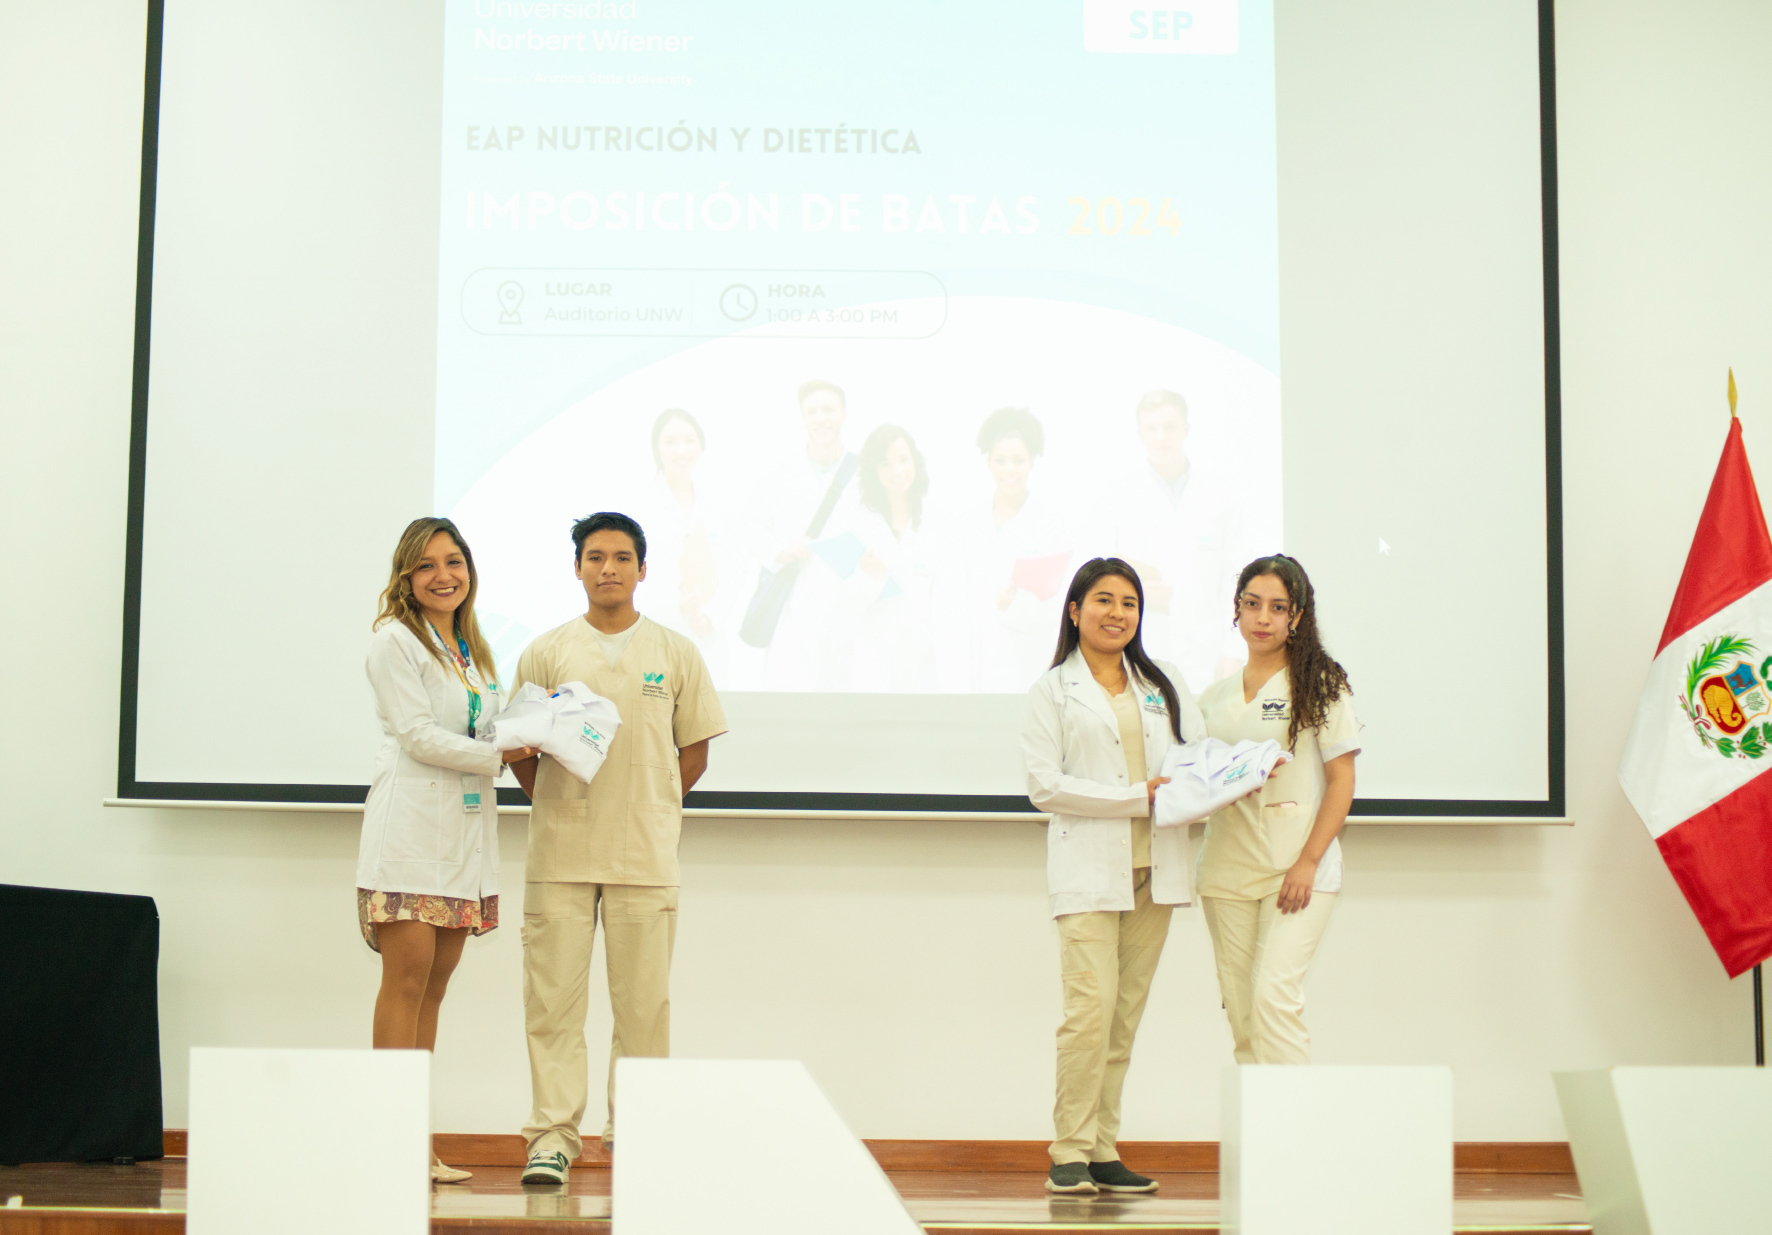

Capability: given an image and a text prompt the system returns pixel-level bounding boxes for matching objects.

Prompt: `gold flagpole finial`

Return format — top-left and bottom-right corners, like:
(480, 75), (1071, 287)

(1729, 367), (1739, 418)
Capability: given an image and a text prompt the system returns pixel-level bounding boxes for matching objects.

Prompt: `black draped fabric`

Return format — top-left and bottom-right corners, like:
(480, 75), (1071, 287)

(0, 884), (164, 1164)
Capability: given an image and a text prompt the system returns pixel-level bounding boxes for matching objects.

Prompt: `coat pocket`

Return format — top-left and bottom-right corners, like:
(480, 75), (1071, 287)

(381, 776), (449, 862)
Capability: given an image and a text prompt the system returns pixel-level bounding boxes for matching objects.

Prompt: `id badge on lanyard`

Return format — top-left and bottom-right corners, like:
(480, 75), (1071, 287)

(461, 774), (482, 814)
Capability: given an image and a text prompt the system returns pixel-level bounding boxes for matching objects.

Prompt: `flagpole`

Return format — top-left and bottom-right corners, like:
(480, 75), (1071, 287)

(1728, 368), (1762, 1066)
(1756, 964), (1765, 1066)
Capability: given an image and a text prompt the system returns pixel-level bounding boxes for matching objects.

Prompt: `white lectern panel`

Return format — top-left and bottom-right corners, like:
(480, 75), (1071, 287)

(1555, 1067), (1772, 1235)
(187, 1047), (430, 1235)
(1221, 1065), (1452, 1235)
(613, 1058), (919, 1235)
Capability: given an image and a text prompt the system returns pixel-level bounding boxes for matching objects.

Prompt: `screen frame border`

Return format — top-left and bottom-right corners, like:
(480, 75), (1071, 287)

(113, 0), (1567, 819)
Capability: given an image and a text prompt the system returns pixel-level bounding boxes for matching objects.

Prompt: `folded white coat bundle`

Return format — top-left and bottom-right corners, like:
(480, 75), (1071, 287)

(489, 681), (623, 785)
(1152, 737), (1290, 827)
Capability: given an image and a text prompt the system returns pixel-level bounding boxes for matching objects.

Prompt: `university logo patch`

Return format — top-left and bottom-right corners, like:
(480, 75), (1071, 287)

(580, 723), (605, 750)
(1680, 635), (1772, 759)
(1261, 699), (1288, 721)
(643, 672), (665, 684)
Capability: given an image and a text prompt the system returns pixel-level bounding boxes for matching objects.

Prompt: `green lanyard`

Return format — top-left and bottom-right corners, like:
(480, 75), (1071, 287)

(428, 621), (482, 737)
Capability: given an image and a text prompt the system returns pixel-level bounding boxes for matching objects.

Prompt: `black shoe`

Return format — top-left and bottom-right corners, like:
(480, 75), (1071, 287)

(1088, 1160), (1158, 1193)
(1045, 1161), (1098, 1194)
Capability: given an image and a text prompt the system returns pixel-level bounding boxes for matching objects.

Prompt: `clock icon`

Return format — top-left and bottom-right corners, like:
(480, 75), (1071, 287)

(719, 283), (758, 322)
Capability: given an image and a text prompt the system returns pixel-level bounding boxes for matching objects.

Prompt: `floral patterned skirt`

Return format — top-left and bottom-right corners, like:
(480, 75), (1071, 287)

(357, 888), (499, 953)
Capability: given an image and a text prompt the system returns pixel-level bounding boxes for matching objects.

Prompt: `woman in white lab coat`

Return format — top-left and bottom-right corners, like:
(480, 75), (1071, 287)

(630, 408), (732, 683)
(850, 423), (939, 691)
(1021, 557), (1205, 1196)
(968, 407), (1074, 691)
(358, 517), (537, 1183)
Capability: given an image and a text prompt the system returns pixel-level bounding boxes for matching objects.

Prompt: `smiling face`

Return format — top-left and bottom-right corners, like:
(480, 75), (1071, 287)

(656, 416), (703, 476)
(577, 529), (646, 613)
(987, 433), (1033, 497)
(800, 387), (847, 450)
(877, 435), (917, 497)
(1070, 574), (1141, 659)
(1236, 572), (1299, 655)
(410, 531), (471, 630)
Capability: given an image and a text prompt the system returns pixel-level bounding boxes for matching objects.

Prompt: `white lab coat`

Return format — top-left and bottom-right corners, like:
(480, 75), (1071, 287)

(965, 490), (1075, 693)
(1023, 649), (1207, 918)
(356, 621), (505, 900)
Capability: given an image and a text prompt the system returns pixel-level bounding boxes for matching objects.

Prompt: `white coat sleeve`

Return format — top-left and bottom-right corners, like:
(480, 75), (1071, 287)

(366, 631), (503, 778)
(1022, 682), (1150, 818)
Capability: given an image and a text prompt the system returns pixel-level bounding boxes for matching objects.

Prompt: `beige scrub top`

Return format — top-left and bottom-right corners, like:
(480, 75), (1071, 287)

(515, 615), (728, 886)
(1105, 684), (1152, 868)
(1195, 668), (1360, 901)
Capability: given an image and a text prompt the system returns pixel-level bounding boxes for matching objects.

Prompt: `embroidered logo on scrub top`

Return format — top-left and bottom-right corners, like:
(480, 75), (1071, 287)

(1261, 699), (1289, 721)
(641, 670), (670, 701)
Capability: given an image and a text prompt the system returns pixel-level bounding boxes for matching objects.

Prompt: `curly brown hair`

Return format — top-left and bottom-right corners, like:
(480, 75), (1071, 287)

(1233, 554), (1349, 751)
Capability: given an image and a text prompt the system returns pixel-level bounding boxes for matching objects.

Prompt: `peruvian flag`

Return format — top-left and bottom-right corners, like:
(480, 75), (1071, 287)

(1620, 412), (1772, 976)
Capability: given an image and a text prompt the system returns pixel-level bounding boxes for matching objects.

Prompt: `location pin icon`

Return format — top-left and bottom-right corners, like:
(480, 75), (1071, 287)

(497, 280), (524, 324)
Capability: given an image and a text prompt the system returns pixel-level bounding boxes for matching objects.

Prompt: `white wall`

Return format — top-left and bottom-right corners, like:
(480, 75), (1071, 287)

(3, 0), (1769, 1142)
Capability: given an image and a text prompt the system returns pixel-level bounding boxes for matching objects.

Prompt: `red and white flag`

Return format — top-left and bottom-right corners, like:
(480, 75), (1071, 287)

(1620, 397), (1772, 976)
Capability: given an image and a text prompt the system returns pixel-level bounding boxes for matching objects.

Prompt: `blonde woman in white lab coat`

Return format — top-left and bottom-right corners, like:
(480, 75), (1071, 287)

(358, 517), (538, 1183)
(1022, 557), (1206, 1196)
(1195, 553), (1359, 1066)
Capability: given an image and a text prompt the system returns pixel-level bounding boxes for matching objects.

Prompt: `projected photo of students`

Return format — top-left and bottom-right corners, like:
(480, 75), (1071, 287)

(1109, 389), (1258, 693)
(628, 408), (732, 683)
(848, 423), (939, 692)
(965, 407), (1074, 692)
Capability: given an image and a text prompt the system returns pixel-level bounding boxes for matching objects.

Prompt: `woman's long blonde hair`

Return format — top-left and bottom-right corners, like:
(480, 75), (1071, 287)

(375, 518), (498, 683)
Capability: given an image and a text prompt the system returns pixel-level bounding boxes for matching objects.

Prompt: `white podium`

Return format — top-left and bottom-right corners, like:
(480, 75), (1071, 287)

(613, 1058), (919, 1235)
(1555, 1067), (1772, 1235)
(187, 1047), (430, 1235)
(1221, 1065), (1452, 1235)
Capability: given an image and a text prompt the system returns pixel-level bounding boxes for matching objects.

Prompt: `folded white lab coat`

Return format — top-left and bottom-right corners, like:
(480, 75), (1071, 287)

(1152, 738), (1289, 827)
(489, 681), (623, 785)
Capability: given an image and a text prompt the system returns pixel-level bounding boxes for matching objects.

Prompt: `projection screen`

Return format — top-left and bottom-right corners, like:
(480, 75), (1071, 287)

(118, 0), (1562, 816)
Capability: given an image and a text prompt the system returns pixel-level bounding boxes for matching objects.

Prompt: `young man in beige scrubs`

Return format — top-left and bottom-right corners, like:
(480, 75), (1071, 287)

(510, 512), (727, 1185)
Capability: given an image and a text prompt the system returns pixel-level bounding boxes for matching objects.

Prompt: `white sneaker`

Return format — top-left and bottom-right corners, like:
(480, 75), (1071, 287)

(431, 1158), (472, 1184)
(522, 1149), (570, 1185)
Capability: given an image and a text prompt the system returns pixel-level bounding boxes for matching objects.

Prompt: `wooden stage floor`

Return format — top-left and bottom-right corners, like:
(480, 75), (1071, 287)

(0, 1158), (1590, 1234)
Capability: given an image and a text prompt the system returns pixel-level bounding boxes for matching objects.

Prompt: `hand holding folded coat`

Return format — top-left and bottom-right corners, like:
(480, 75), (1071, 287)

(488, 681), (623, 785)
(1152, 737), (1290, 827)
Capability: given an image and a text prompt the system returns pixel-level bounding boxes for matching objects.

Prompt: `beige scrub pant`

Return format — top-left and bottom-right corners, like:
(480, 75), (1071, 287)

(1200, 890), (1337, 1065)
(521, 881), (677, 1160)
(1050, 869), (1173, 1166)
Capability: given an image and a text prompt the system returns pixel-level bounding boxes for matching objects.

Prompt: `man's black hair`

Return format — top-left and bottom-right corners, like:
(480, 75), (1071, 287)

(571, 511), (647, 565)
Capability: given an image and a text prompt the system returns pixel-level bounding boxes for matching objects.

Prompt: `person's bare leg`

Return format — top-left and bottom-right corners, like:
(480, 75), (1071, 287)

(416, 927), (471, 1053)
(373, 920), (438, 1049)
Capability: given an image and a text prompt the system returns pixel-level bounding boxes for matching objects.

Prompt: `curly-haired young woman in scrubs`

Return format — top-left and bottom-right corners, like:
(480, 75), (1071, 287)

(1194, 554), (1359, 1065)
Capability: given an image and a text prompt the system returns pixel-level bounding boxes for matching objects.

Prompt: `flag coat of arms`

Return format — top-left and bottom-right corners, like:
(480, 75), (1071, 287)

(1619, 411), (1772, 976)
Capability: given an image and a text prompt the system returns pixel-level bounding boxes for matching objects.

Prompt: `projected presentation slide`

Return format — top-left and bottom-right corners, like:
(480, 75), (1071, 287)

(439, 0), (1281, 697)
